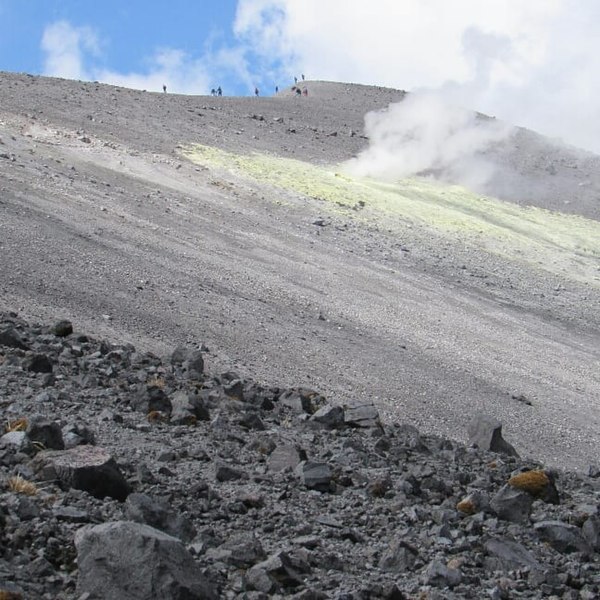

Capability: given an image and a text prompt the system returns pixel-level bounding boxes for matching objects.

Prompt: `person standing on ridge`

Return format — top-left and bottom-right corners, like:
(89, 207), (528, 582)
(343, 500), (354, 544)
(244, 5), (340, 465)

(217, 86), (222, 96)
(255, 87), (259, 97)
(163, 84), (167, 93)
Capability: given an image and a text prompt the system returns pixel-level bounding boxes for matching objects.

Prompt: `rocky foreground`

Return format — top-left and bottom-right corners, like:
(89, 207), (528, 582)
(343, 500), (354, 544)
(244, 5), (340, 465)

(0, 312), (598, 599)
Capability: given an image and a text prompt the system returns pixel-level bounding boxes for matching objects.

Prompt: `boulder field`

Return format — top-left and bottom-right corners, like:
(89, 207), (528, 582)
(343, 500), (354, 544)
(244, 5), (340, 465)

(1, 313), (598, 599)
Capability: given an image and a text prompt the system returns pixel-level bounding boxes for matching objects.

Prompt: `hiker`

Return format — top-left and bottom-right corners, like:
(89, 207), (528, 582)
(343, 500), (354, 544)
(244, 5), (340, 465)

(295, 87), (302, 96)
(255, 87), (259, 97)
(302, 87), (308, 96)
(301, 74), (305, 81)
(162, 84), (167, 93)
(294, 76), (298, 84)
(211, 88), (216, 96)
(217, 86), (222, 96)
(275, 85), (279, 94)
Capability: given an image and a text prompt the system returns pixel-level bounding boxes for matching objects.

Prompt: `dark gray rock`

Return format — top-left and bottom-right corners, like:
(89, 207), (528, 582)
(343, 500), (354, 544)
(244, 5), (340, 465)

(246, 551), (305, 593)
(484, 537), (542, 571)
(490, 484), (533, 523)
(215, 462), (246, 482)
(310, 404), (345, 428)
(379, 539), (418, 572)
(422, 559), (462, 588)
(125, 493), (196, 542)
(184, 350), (204, 379)
(217, 532), (266, 567)
(467, 414), (519, 457)
(1, 430), (31, 452)
(27, 416), (65, 450)
(582, 515), (600, 550)
(238, 411), (265, 430)
(223, 379), (244, 401)
(268, 444), (307, 472)
(393, 424), (429, 451)
(278, 388), (323, 414)
(170, 345), (190, 365)
(62, 422), (96, 448)
(133, 384), (172, 415)
(33, 445), (131, 501)
(0, 325), (28, 349)
(296, 461), (332, 492)
(53, 506), (91, 522)
(534, 521), (592, 555)
(75, 521), (217, 599)
(23, 353), (54, 373)
(170, 390), (200, 425)
(51, 320), (73, 337)
(344, 404), (381, 429)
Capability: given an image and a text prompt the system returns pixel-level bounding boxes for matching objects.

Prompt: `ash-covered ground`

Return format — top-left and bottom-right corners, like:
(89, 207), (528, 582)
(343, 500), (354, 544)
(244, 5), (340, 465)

(0, 72), (599, 472)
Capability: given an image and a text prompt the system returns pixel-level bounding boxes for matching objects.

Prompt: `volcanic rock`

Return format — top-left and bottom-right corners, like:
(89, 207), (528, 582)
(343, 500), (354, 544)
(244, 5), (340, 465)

(74, 521), (217, 599)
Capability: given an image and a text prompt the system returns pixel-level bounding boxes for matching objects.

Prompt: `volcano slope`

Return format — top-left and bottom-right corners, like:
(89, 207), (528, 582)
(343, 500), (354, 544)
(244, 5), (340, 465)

(0, 72), (599, 471)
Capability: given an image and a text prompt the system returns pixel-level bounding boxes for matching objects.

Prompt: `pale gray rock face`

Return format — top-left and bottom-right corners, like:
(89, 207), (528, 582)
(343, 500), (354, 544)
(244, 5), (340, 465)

(467, 414), (519, 457)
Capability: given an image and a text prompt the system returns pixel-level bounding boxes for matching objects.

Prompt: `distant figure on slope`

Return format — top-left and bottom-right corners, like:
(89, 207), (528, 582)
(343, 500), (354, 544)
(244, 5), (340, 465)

(211, 88), (216, 96)
(255, 87), (259, 97)
(295, 87), (302, 96)
(302, 87), (308, 96)
(294, 76), (298, 84)
(275, 85), (279, 94)
(163, 84), (167, 93)
(301, 74), (305, 81)
(217, 86), (222, 96)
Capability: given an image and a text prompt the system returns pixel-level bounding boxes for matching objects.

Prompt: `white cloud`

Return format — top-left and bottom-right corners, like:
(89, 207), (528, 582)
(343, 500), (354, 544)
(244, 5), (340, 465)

(234, 0), (600, 153)
(94, 48), (212, 95)
(41, 20), (100, 80)
(41, 21), (212, 94)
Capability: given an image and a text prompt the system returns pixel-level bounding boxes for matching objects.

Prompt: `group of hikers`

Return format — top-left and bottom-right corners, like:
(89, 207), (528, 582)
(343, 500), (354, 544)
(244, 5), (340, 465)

(161, 74), (307, 98)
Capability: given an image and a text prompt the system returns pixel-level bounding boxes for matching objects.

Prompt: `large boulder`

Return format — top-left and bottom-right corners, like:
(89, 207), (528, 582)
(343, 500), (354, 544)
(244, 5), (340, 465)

(75, 521), (217, 599)
(32, 445), (130, 501)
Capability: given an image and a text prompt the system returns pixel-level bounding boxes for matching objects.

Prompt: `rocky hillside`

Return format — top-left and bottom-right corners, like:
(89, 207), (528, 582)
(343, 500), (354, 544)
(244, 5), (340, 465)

(0, 313), (599, 599)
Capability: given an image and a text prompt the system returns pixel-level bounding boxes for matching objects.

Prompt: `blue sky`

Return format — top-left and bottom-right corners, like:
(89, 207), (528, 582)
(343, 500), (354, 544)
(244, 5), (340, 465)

(1, 1), (600, 153)
(0, 0), (280, 95)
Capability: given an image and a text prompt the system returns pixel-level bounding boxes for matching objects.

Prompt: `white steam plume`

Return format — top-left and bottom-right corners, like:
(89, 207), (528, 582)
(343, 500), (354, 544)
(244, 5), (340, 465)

(344, 93), (513, 191)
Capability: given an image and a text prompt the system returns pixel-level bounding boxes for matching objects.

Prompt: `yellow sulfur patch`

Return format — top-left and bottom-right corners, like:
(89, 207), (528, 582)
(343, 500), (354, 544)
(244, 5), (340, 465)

(182, 144), (600, 287)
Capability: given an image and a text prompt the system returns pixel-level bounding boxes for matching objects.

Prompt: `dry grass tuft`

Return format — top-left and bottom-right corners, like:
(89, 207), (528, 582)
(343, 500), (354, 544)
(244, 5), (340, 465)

(8, 475), (38, 496)
(178, 414), (197, 426)
(147, 410), (168, 423)
(147, 376), (166, 389)
(508, 470), (550, 497)
(5, 417), (28, 433)
(0, 590), (24, 600)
